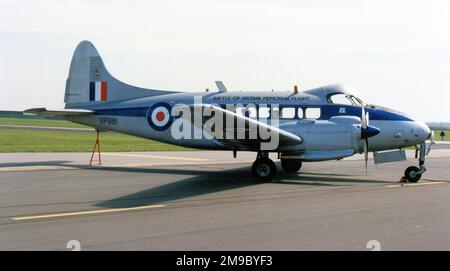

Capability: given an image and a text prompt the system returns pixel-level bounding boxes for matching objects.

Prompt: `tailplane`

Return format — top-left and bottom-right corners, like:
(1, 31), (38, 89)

(64, 40), (173, 107)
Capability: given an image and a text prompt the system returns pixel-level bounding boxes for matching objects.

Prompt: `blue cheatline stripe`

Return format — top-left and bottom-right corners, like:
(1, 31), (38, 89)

(94, 107), (149, 117)
(320, 104), (413, 121)
(89, 82), (95, 101)
(92, 104), (413, 121)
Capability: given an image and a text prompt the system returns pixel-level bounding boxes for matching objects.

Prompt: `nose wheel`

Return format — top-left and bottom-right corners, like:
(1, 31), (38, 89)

(252, 155), (277, 181)
(404, 166), (422, 183)
(403, 142), (427, 183)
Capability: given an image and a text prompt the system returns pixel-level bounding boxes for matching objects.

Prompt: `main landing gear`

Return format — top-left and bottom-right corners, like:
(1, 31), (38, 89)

(280, 159), (302, 173)
(252, 152), (277, 181)
(404, 142), (427, 183)
(251, 152), (303, 181)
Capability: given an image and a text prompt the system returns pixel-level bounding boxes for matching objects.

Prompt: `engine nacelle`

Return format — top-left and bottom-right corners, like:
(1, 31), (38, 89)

(282, 117), (362, 155)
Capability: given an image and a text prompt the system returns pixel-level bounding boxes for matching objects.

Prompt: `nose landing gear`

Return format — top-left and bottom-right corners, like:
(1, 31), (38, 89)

(404, 166), (422, 183)
(404, 142), (427, 183)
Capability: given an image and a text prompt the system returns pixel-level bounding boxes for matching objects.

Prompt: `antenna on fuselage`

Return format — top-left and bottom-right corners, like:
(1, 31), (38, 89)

(215, 81), (227, 93)
(294, 85), (299, 94)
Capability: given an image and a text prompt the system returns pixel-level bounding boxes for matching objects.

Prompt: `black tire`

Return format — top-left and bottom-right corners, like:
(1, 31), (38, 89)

(281, 159), (302, 173)
(252, 158), (277, 181)
(404, 166), (422, 183)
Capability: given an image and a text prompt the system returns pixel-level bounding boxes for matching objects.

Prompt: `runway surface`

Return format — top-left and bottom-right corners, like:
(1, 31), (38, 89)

(1, 150), (450, 250)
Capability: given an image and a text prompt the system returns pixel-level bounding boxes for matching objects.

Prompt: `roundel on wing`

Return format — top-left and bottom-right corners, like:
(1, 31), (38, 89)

(147, 102), (173, 131)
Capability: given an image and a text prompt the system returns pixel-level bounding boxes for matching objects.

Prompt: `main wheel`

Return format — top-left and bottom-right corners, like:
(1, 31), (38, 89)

(404, 166), (422, 183)
(252, 158), (277, 181)
(281, 159), (302, 173)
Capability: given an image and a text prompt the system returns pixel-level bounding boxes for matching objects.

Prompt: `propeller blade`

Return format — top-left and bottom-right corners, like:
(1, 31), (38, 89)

(426, 131), (435, 156)
(361, 106), (367, 129)
(364, 138), (368, 175)
(366, 112), (369, 127)
(360, 105), (373, 175)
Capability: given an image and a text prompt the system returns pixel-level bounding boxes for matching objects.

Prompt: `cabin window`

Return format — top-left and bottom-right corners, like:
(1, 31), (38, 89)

(236, 106), (257, 118)
(271, 107), (280, 118)
(281, 107), (296, 119)
(258, 107), (270, 118)
(298, 108), (304, 118)
(305, 107), (321, 119)
(246, 107), (257, 118)
(235, 107), (245, 116)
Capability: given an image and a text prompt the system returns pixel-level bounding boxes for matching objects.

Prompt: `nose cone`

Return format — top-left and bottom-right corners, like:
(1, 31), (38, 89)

(414, 121), (431, 143)
(422, 122), (432, 140)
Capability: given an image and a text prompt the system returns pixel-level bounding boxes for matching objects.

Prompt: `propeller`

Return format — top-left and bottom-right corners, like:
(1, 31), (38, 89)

(361, 106), (369, 175)
(426, 130), (435, 156)
(360, 106), (380, 175)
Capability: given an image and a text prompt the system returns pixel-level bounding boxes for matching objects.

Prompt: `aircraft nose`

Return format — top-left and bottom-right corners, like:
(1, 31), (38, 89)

(416, 121), (431, 142)
(425, 124), (432, 140)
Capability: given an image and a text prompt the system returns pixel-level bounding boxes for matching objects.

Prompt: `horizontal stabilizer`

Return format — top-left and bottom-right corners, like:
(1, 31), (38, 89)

(23, 108), (93, 116)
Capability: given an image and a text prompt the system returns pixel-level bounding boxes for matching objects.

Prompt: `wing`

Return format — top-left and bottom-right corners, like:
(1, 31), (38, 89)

(178, 104), (303, 151)
(23, 108), (94, 116)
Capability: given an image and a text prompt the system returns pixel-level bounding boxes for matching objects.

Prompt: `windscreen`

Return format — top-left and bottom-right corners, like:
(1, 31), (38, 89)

(328, 93), (365, 106)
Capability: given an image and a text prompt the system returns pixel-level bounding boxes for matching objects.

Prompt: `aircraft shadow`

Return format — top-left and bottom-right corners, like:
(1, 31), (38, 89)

(0, 159), (394, 208)
(96, 166), (258, 208)
(95, 165), (393, 209)
(277, 174), (392, 185)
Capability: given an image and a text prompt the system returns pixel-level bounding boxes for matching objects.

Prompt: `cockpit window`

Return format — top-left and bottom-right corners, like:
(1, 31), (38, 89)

(353, 96), (365, 106)
(328, 93), (365, 106)
(328, 94), (353, 105)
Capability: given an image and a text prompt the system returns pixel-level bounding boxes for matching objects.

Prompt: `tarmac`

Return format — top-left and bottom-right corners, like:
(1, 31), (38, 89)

(0, 149), (450, 250)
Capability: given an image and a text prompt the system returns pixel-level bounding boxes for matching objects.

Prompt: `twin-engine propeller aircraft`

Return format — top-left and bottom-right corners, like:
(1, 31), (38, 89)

(25, 41), (433, 182)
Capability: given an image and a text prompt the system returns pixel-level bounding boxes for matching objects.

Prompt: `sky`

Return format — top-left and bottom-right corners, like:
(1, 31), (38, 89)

(1, 0), (449, 121)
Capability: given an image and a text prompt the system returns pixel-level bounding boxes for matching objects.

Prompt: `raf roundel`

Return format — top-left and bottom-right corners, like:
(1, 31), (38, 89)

(147, 103), (173, 131)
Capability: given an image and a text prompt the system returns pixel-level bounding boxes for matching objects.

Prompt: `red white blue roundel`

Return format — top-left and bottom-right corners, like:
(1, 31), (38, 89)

(147, 103), (173, 131)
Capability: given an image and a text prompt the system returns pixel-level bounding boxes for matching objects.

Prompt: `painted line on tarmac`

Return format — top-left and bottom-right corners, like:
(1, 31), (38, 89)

(0, 160), (254, 172)
(103, 153), (210, 161)
(386, 181), (448, 188)
(0, 166), (74, 172)
(11, 204), (166, 221)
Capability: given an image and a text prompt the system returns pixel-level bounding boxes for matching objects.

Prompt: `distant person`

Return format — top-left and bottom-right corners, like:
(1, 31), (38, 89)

(440, 131), (446, 141)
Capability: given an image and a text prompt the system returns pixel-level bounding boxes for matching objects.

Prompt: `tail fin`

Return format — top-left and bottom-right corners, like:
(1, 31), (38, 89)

(64, 40), (173, 107)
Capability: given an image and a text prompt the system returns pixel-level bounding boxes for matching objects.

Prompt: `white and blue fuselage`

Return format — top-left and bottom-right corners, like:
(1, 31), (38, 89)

(66, 84), (430, 161)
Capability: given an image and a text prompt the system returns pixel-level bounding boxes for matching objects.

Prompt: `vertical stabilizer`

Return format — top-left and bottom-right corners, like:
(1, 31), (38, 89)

(64, 41), (172, 107)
